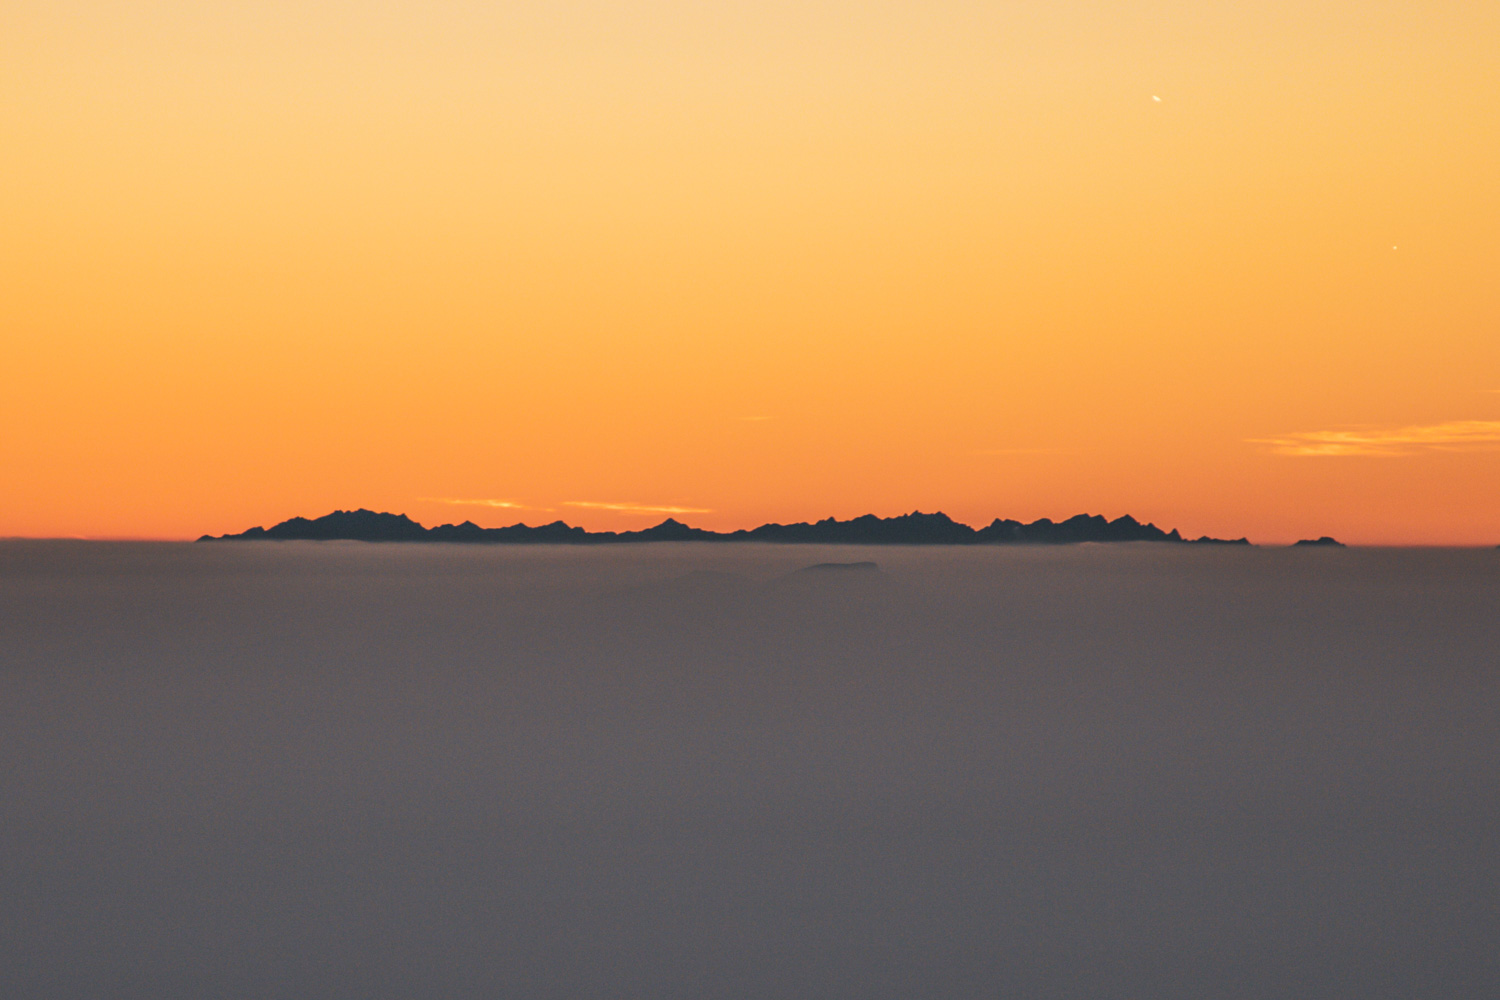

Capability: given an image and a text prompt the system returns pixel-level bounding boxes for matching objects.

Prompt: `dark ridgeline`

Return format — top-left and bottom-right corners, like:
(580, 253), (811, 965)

(219, 510), (432, 542)
(1294, 536), (1346, 547)
(201, 509), (1254, 545)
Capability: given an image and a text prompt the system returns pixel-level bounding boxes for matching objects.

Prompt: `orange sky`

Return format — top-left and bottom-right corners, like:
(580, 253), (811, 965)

(3, 0), (1498, 543)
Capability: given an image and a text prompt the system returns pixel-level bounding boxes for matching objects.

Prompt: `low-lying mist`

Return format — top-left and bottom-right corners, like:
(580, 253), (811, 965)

(2, 541), (1496, 998)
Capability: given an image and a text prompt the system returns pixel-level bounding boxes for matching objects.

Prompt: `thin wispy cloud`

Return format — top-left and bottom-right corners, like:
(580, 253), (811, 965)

(423, 498), (550, 511)
(563, 501), (712, 515)
(1252, 420), (1500, 457)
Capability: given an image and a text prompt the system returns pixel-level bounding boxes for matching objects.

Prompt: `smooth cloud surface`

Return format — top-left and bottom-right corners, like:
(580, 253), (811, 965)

(3, 542), (1498, 997)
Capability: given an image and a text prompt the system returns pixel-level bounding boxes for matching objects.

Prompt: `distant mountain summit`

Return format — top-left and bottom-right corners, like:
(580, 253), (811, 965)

(200, 509), (1254, 546)
(222, 509), (430, 542)
(1294, 536), (1345, 547)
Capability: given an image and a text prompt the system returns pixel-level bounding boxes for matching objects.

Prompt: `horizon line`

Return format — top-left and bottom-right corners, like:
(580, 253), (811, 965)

(8, 508), (1500, 548)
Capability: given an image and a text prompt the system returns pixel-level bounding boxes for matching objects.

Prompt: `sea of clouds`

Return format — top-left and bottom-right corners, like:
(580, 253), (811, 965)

(2, 541), (1497, 998)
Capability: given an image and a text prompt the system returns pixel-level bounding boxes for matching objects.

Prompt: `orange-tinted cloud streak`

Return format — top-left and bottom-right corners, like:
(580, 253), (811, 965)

(1253, 421), (1500, 457)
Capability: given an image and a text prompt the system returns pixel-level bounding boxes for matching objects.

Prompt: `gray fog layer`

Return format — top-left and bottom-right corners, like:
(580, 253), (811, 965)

(2, 542), (1497, 998)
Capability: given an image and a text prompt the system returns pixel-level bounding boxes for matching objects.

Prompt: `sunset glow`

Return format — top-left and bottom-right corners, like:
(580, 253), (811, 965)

(3, 0), (1497, 543)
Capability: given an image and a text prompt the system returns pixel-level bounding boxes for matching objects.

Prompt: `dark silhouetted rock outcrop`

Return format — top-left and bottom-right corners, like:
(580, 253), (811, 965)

(796, 561), (880, 573)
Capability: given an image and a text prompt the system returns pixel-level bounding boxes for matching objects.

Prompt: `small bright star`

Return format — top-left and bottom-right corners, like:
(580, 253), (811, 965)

(1152, 95), (1162, 102)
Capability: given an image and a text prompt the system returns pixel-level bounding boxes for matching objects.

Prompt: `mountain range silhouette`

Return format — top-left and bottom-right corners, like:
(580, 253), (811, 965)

(200, 509), (1253, 545)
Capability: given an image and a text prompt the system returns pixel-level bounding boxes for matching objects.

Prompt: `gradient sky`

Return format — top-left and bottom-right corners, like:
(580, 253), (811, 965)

(3, 0), (1498, 543)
